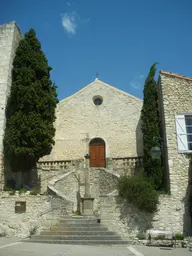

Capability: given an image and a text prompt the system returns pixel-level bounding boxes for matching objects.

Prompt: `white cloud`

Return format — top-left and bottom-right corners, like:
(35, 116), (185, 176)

(66, 1), (71, 6)
(130, 74), (145, 90)
(61, 12), (78, 35)
(130, 81), (141, 89)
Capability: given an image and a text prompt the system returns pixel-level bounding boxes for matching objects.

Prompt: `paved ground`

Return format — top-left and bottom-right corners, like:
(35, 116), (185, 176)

(0, 238), (192, 256)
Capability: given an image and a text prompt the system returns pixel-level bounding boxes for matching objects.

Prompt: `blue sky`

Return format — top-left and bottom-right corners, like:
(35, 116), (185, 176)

(1, 0), (192, 100)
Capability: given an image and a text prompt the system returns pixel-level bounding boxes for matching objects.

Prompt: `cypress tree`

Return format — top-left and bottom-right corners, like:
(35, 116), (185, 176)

(4, 29), (58, 178)
(141, 63), (162, 189)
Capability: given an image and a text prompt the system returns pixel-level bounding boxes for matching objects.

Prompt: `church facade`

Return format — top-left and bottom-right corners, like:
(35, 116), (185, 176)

(41, 78), (143, 167)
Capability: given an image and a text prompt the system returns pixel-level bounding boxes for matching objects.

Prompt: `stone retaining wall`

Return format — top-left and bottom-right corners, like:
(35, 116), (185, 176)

(0, 192), (73, 238)
(100, 193), (190, 239)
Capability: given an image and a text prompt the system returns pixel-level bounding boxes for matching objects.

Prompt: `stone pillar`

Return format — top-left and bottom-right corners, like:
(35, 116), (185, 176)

(81, 197), (94, 215)
(84, 167), (91, 198)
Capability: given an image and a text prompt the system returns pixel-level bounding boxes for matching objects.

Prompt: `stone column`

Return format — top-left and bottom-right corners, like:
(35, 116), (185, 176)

(84, 167), (90, 198)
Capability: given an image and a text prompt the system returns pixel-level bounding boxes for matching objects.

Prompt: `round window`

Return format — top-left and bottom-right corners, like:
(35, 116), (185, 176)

(93, 96), (103, 106)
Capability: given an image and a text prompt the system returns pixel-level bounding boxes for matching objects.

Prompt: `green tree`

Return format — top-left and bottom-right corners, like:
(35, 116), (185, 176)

(4, 29), (58, 186)
(141, 63), (162, 189)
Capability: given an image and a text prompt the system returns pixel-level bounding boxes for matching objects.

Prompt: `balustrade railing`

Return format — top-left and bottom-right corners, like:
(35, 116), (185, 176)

(112, 156), (143, 167)
(37, 159), (84, 171)
(37, 157), (143, 172)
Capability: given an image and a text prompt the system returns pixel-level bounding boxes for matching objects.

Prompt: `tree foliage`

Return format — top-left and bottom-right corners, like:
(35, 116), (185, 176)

(141, 63), (162, 189)
(4, 29), (58, 172)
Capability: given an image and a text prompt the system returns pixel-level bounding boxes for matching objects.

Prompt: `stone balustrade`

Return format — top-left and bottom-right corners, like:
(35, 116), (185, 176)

(37, 159), (84, 171)
(112, 156), (143, 167)
(111, 156), (143, 176)
(37, 157), (143, 173)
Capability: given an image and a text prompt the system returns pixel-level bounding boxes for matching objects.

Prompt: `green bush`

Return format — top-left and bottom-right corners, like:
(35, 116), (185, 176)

(4, 187), (15, 196)
(175, 233), (184, 240)
(30, 188), (40, 195)
(4, 186), (13, 192)
(4, 186), (16, 195)
(118, 176), (159, 213)
(136, 231), (146, 240)
(154, 234), (165, 240)
(9, 189), (16, 195)
(19, 187), (27, 194)
(73, 210), (81, 216)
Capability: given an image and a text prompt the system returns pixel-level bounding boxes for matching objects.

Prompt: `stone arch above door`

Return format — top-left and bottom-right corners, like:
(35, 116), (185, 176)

(89, 138), (106, 168)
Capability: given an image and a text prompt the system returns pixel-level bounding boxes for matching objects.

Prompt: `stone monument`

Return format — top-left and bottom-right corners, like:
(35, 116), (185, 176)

(81, 134), (94, 215)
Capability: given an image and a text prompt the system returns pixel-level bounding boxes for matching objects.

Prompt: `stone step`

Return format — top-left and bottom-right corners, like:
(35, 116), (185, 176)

(47, 215), (99, 220)
(51, 223), (101, 228)
(40, 231), (116, 236)
(31, 235), (121, 241)
(25, 239), (132, 245)
(71, 215), (99, 220)
(58, 220), (98, 224)
(47, 227), (108, 232)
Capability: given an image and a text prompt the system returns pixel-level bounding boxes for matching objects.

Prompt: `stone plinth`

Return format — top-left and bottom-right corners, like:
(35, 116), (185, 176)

(81, 197), (94, 215)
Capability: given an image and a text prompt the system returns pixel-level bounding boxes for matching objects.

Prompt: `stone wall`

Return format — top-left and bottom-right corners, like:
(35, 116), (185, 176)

(38, 168), (70, 194)
(0, 192), (73, 238)
(41, 78), (143, 162)
(0, 22), (22, 188)
(100, 193), (189, 239)
(158, 71), (192, 235)
(54, 168), (119, 213)
(100, 195), (153, 239)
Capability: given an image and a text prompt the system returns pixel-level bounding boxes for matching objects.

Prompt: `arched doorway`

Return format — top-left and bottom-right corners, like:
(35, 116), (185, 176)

(89, 138), (106, 168)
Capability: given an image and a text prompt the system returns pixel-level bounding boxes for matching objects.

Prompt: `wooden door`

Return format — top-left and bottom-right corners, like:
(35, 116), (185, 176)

(89, 144), (106, 167)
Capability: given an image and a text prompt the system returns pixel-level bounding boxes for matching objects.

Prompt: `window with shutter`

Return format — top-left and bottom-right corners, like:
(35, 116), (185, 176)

(175, 114), (192, 152)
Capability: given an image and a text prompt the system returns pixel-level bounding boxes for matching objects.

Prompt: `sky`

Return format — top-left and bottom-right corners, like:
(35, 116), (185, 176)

(1, 0), (192, 100)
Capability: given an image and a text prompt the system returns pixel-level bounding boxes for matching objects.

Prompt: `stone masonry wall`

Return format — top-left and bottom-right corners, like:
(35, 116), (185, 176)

(0, 22), (22, 189)
(100, 193), (189, 239)
(54, 168), (119, 213)
(158, 72), (192, 235)
(0, 192), (73, 238)
(100, 195), (153, 239)
(41, 78), (143, 162)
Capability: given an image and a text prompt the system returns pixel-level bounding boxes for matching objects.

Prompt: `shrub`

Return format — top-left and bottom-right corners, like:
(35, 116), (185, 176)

(175, 233), (184, 240)
(9, 189), (16, 195)
(4, 187), (16, 195)
(118, 176), (159, 213)
(154, 234), (165, 240)
(73, 210), (81, 216)
(4, 186), (13, 191)
(136, 231), (146, 240)
(19, 187), (27, 194)
(30, 188), (40, 195)
(30, 226), (38, 236)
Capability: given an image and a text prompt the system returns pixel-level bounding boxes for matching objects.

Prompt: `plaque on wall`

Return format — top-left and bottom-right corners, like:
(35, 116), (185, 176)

(15, 201), (26, 213)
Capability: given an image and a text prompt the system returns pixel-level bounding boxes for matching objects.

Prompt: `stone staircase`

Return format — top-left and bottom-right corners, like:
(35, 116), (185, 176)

(26, 216), (132, 245)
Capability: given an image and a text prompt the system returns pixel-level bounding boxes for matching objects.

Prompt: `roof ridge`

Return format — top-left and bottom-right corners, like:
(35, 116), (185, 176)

(58, 79), (142, 104)
(160, 70), (192, 81)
